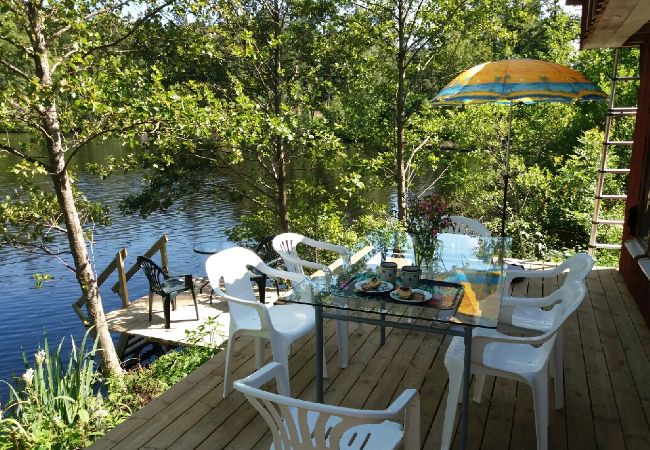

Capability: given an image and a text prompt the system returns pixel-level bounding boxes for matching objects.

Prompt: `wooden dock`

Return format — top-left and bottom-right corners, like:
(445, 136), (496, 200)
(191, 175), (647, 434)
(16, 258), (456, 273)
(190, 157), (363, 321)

(93, 266), (650, 449)
(105, 283), (286, 349)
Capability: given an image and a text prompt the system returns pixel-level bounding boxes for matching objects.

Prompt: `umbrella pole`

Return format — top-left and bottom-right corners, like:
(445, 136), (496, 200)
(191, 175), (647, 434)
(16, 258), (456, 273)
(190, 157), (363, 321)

(501, 102), (513, 237)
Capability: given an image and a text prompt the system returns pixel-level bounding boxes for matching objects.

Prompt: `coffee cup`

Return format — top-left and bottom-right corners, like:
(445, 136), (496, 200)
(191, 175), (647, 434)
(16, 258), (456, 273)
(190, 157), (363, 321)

(401, 265), (422, 288)
(379, 261), (398, 284)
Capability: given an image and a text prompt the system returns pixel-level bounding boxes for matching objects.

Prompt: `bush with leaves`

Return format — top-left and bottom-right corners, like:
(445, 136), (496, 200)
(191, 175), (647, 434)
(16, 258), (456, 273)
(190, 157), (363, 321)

(106, 318), (223, 418)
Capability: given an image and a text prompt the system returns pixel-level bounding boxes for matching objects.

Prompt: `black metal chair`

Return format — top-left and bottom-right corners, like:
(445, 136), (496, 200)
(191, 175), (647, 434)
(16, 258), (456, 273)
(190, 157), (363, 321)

(137, 256), (199, 329)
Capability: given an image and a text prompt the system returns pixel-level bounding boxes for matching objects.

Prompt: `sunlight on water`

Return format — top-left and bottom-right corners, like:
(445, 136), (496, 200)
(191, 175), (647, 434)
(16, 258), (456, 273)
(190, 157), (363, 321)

(0, 136), (242, 398)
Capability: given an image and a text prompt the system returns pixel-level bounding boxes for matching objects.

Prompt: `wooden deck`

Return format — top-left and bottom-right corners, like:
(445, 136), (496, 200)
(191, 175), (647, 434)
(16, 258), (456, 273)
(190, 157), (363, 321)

(92, 266), (650, 449)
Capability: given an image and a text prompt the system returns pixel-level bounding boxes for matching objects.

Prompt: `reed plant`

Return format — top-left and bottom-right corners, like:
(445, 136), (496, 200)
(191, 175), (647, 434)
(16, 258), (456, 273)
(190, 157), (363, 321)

(0, 329), (113, 449)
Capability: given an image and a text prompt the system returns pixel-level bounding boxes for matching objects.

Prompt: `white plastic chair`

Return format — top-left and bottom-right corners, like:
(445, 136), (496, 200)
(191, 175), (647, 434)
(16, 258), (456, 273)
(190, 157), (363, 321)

(272, 232), (350, 276)
(500, 253), (594, 325)
(206, 246), (326, 398)
(441, 281), (586, 450)
(234, 362), (420, 450)
(443, 216), (491, 237)
(485, 253), (595, 406)
(273, 233), (354, 369)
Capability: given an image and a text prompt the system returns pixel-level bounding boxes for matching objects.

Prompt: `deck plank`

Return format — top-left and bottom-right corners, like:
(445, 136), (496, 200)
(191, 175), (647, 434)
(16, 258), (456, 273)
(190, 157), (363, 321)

(583, 271), (627, 450)
(90, 266), (650, 450)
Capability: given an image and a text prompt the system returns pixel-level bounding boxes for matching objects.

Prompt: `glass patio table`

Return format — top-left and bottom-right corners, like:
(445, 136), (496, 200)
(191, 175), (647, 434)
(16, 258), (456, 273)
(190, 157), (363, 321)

(283, 232), (512, 450)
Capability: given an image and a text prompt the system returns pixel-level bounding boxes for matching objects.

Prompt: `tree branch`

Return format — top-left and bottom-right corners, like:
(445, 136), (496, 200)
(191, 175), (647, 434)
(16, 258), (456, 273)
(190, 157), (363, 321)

(406, 135), (430, 168)
(63, 120), (160, 171)
(52, 0), (132, 38)
(0, 57), (31, 80)
(0, 142), (49, 168)
(0, 34), (33, 55)
(417, 164), (449, 197)
(83, 0), (176, 56)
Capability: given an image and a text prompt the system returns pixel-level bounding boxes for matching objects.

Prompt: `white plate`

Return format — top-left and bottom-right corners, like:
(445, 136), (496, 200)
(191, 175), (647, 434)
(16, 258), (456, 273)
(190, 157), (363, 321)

(389, 289), (432, 304)
(355, 280), (393, 293)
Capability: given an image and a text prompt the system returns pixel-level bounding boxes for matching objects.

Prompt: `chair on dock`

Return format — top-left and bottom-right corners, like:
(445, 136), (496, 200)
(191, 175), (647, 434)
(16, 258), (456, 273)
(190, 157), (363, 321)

(234, 362), (420, 450)
(137, 256), (199, 329)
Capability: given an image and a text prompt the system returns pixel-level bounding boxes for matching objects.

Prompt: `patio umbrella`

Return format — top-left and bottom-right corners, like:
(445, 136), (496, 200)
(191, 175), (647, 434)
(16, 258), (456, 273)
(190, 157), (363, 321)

(432, 58), (606, 236)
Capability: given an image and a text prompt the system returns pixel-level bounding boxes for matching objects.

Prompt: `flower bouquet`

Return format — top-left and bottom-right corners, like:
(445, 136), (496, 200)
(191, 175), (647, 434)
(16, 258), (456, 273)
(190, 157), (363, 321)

(405, 192), (452, 269)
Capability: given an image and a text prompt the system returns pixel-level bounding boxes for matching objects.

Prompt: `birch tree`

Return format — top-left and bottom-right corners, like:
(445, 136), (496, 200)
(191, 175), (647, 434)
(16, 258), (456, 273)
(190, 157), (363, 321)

(0, 0), (177, 375)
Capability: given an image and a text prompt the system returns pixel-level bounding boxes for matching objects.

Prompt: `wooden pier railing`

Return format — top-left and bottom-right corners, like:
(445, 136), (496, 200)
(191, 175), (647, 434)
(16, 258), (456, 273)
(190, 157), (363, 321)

(71, 235), (169, 324)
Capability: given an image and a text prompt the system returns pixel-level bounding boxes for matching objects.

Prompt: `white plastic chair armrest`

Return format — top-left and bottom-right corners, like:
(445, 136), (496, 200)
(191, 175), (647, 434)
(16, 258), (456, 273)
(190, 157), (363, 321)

(302, 237), (348, 256)
(280, 253), (331, 273)
(383, 388), (419, 417)
(254, 261), (309, 284)
(470, 329), (555, 364)
(235, 361), (291, 395)
(505, 265), (563, 284)
(212, 285), (272, 331)
(392, 389), (420, 450)
(501, 294), (558, 308)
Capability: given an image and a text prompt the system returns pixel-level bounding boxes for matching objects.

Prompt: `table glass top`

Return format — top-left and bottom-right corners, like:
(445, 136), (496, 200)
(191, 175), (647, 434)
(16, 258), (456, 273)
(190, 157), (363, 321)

(284, 233), (512, 328)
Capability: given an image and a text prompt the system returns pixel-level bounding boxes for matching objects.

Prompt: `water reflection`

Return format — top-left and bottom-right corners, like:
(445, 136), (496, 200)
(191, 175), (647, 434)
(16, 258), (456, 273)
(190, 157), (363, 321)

(0, 135), (243, 398)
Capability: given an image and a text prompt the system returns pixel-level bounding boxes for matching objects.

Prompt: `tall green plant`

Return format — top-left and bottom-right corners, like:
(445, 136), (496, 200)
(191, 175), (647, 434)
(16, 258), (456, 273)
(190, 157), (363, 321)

(0, 329), (112, 449)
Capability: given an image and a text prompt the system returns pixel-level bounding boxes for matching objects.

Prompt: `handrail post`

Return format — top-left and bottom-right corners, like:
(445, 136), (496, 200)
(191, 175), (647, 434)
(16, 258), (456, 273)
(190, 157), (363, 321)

(160, 235), (169, 273)
(116, 248), (130, 307)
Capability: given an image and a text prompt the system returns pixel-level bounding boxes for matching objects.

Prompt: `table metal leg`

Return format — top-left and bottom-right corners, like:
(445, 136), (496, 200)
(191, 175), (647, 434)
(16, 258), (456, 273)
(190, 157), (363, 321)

(315, 305), (324, 403)
(460, 326), (472, 450)
(379, 301), (386, 345)
(259, 278), (266, 304)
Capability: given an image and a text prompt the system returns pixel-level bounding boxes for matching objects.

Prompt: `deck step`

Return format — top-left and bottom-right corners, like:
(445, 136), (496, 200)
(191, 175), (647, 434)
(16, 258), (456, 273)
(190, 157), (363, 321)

(601, 168), (630, 174)
(589, 242), (622, 249)
(597, 194), (627, 200)
(593, 219), (624, 225)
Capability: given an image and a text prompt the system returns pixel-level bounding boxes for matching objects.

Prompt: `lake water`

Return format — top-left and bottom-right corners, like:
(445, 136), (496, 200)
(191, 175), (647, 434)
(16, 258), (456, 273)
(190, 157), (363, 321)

(0, 135), (244, 400)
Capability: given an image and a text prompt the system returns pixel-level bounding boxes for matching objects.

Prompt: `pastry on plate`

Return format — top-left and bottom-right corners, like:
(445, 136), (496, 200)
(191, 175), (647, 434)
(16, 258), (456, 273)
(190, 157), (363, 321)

(365, 277), (381, 289)
(396, 286), (412, 299)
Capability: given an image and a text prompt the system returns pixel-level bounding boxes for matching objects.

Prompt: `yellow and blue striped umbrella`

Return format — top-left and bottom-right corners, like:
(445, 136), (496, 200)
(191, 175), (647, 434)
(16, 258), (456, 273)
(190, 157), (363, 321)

(433, 59), (606, 105)
(433, 59), (606, 236)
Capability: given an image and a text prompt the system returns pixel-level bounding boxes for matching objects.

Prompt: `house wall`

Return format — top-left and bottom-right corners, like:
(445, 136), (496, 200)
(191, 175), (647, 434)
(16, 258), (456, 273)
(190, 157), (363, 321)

(620, 41), (650, 326)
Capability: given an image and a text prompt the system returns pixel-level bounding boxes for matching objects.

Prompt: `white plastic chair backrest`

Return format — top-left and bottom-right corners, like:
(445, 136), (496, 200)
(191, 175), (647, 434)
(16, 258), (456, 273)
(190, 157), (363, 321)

(234, 362), (412, 449)
(560, 253), (595, 284)
(444, 216), (491, 237)
(273, 233), (307, 274)
(205, 247), (268, 322)
(525, 281), (586, 344)
(273, 232), (348, 276)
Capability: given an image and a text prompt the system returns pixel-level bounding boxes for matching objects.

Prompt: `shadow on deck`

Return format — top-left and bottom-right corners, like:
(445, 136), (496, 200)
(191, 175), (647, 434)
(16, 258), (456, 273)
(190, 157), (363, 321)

(92, 267), (650, 449)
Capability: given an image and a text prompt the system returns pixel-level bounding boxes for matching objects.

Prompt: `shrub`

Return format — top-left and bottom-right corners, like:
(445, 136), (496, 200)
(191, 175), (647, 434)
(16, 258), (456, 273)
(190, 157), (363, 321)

(0, 330), (114, 449)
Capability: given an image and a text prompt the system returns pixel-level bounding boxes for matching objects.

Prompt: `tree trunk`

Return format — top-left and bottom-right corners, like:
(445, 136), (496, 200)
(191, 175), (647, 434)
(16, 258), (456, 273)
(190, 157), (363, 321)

(272, 1), (289, 232)
(396, 1), (408, 222)
(26, 1), (123, 376)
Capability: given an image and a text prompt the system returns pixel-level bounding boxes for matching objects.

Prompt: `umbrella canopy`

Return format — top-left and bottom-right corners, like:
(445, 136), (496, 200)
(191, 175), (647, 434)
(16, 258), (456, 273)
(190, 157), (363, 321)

(432, 58), (606, 236)
(433, 59), (606, 105)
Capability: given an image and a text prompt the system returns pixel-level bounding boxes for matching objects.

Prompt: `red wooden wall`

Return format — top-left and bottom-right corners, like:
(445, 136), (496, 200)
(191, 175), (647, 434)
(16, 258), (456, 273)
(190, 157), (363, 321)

(620, 41), (650, 326)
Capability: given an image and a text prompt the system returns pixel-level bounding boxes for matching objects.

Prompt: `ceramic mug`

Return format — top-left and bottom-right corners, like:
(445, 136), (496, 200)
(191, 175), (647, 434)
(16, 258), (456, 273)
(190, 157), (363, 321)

(401, 265), (422, 288)
(379, 261), (398, 284)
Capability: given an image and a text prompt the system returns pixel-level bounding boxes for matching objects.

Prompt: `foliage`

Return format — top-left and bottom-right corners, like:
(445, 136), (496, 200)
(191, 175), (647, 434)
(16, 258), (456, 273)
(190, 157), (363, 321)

(106, 318), (222, 417)
(0, 331), (114, 449)
(404, 192), (452, 266)
(363, 213), (408, 260)
(405, 193), (453, 239)
(0, 319), (224, 449)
